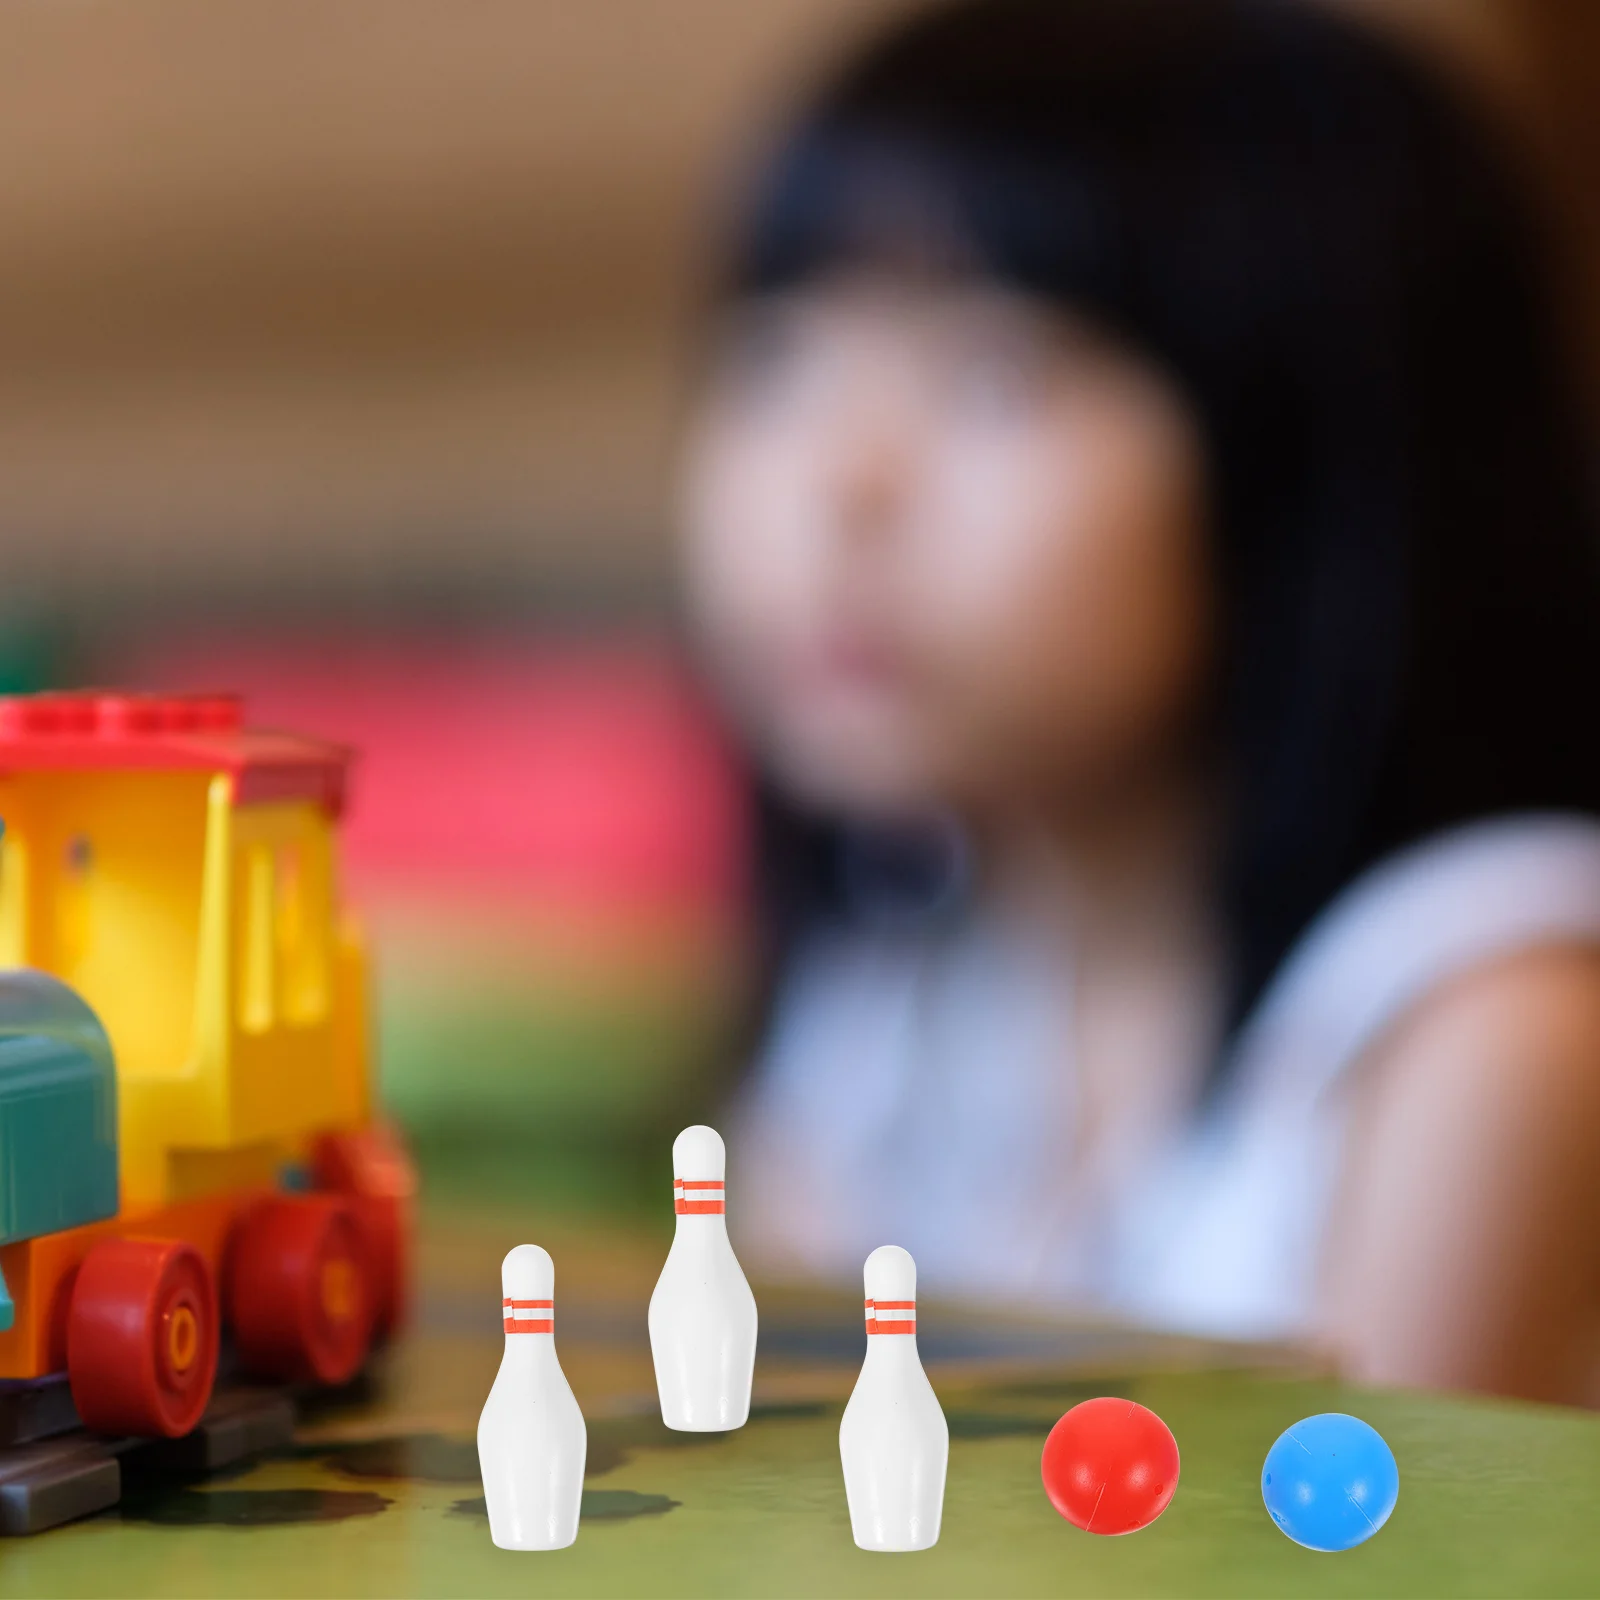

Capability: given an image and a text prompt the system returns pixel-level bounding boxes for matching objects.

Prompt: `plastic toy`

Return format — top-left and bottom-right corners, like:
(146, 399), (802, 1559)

(838, 1244), (947, 1552)
(1261, 1412), (1398, 1551)
(648, 1125), (757, 1432)
(478, 1244), (586, 1550)
(1040, 1397), (1180, 1535)
(0, 691), (415, 1534)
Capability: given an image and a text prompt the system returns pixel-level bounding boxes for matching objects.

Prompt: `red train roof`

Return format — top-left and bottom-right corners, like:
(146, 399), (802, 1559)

(0, 693), (349, 815)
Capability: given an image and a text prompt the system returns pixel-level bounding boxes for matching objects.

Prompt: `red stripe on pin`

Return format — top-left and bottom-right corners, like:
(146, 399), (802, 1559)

(864, 1298), (916, 1334)
(675, 1178), (726, 1215)
(504, 1297), (555, 1332)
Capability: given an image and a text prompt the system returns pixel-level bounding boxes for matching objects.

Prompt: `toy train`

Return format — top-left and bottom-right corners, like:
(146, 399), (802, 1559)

(0, 691), (414, 1533)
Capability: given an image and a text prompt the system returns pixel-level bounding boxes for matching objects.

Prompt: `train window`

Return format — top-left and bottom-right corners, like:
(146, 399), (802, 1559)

(237, 831), (331, 1034)
(277, 840), (330, 1026)
(239, 843), (275, 1034)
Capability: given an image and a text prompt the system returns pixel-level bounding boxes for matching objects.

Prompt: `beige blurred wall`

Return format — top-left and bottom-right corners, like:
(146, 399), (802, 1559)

(0, 0), (1594, 611)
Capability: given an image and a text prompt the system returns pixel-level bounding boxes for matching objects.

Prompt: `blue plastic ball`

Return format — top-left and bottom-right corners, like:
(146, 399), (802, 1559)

(1261, 1413), (1398, 1552)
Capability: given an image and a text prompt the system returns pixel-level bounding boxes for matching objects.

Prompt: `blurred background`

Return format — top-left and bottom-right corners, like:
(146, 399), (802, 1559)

(2, 0), (1597, 1218)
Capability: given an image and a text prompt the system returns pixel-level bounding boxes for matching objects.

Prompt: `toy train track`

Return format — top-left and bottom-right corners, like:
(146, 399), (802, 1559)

(0, 1377), (296, 1536)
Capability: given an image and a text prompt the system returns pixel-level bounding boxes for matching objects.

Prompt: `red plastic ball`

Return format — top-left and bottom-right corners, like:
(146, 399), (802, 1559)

(1041, 1397), (1180, 1535)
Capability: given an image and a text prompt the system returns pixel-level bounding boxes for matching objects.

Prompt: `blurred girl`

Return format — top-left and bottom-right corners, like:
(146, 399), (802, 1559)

(680, 0), (1600, 1402)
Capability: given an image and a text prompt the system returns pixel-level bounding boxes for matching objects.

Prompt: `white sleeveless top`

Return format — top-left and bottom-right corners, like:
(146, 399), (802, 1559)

(728, 815), (1600, 1340)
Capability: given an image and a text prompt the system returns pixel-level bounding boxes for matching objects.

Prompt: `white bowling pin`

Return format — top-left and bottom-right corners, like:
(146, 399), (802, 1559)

(839, 1245), (949, 1552)
(648, 1125), (758, 1430)
(477, 1244), (587, 1550)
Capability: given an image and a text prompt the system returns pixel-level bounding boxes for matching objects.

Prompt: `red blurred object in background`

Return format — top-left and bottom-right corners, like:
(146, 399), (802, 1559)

(1041, 1397), (1181, 1535)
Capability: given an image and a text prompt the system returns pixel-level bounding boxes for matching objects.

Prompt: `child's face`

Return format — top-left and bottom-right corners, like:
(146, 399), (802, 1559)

(680, 276), (1210, 821)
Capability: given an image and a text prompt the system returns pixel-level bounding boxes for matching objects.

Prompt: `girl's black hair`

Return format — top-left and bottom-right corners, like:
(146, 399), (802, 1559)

(721, 0), (1600, 1046)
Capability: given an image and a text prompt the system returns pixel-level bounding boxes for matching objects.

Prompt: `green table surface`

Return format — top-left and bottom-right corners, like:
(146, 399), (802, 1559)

(6, 1203), (1600, 1599)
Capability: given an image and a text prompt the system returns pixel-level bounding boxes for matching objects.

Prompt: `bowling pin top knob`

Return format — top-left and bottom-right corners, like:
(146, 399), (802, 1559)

(673, 1124), (726, 1215)
(864, 1244), (917, 1335)
(502, 1243), (555, 1333)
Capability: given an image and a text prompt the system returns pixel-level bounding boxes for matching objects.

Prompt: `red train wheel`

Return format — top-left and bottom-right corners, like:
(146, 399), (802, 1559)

(228, 1194), (374, 1385)
(310, 1124), (416, 1342)
(68, 1237), (218, 1438)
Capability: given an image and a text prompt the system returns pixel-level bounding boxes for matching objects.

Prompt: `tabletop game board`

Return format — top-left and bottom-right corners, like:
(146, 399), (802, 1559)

(5, 1207), (1599, 1598)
